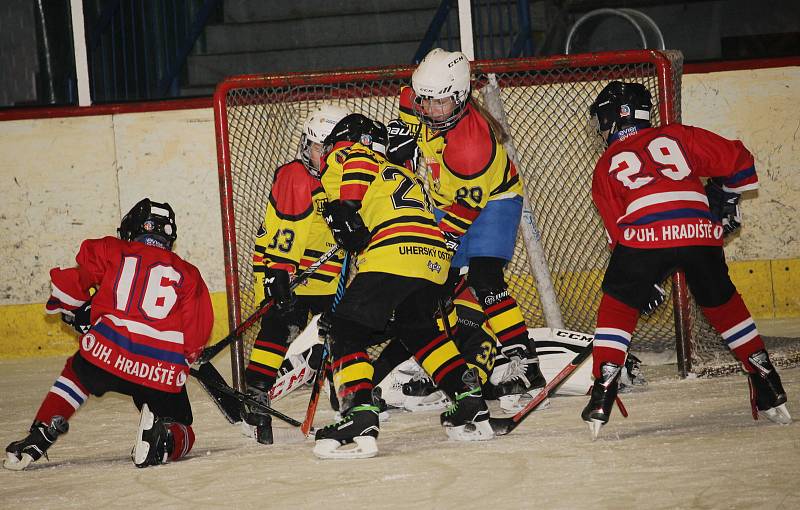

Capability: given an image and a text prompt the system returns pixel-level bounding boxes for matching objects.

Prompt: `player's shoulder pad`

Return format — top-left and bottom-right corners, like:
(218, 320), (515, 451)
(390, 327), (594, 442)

(442, 105), (497, 179)
(269, 160), (317, 220)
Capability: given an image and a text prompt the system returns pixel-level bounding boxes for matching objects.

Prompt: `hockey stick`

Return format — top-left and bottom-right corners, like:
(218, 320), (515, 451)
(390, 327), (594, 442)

(190, 363), (303, 427)
(300, 251), (350, 436)
(489, 340), (594, 436)
(197, 244), (341, 365)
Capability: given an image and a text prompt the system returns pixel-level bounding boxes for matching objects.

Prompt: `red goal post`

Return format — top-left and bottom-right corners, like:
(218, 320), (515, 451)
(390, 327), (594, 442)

(213, 49), (720, 390)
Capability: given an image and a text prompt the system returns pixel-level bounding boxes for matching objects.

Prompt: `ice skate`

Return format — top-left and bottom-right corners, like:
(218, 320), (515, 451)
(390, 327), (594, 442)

(440, 369), (494, 441)
(490, 343), (547, 412)
(313, 404), (380, 459)
(402, 374), (449, 412)
(581, 362), (623, 441)
(132, 403), (171, 468)
(618, 353), (647, 393)
(4, 416), (69, 471)
(748, 350), (791, 425)
(241, 387), (274, 444)
(333, 387), (390, 423)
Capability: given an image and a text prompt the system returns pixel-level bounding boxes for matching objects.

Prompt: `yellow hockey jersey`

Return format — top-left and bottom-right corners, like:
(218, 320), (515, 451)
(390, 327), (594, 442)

(399, 86), (523, 236)
(320, 141), (450, 284)
(253, 160), (343, 300)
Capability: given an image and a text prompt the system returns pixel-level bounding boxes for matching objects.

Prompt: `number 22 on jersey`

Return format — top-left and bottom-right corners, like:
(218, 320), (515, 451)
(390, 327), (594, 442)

(609, 136), (692, 190)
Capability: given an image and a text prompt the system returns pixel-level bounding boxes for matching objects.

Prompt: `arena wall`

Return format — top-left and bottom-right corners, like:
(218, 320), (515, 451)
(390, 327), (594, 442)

(0, 64), (798, 358)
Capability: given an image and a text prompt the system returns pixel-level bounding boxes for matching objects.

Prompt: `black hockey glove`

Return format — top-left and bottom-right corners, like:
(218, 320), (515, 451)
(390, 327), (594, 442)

(386, 119), (419, 170)
(442, 231), (461, 254)
(61, 299), (92, 335)
(323, 200), (371, 252)
(263, 267), (296, 314)
(705, 179), (741, 236)
(640, 284), (666, 316)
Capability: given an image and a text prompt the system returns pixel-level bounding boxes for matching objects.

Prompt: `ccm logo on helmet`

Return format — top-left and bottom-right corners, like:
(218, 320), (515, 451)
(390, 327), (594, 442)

(448, 55), (465, 67)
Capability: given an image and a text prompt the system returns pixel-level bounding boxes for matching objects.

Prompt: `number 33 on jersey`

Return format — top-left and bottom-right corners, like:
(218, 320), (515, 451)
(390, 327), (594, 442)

(592, 124), (757, 249)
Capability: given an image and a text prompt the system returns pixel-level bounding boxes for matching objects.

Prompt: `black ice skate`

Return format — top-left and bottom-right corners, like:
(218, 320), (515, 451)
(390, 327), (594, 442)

(402, 373), (449, 412)
(747, 350), (791, 425)
(313, 404), (380, 459)
(440, 368), (494, 441)
(619, 353), (647, 392)
(132, 403), (172, 468)
(490, 342), (547, 412)
(241, 387), (274, 445)
(581, 362), (623, 441)
(4, 416), (69, 471)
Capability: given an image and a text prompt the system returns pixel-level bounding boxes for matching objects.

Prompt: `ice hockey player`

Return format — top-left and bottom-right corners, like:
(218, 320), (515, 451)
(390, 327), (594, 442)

(313, 113), (495, 459)
(242, 104), (350, 444)
(4, 199), (213, 470)
(394, 48), (546, 412)
(583, 80), (791, 440)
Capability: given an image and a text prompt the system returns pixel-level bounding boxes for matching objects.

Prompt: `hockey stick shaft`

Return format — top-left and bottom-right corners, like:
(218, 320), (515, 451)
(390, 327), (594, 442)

(189, 365), (303, 427)
(301, 251), (350, 436)
(197, 244), (341, 364)
(489, 340), (594, 436)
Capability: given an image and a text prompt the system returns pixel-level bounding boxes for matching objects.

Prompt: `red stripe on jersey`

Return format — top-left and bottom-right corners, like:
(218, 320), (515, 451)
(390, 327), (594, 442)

(444, 202), (480, 222)
(344, 160), (379, 173)
(337, 381), (373, 399)
(497, 324), (528, 343)
(252, 340), (288, 353)
(298, 260), (342, 274)
(370, 225), (443, 244)
(433, 358), (466, 385)
(247, 364), (277, 378)
(340, 183), (369, 201)
(331, 351), (371, 371)
(415, 332), (449, 360)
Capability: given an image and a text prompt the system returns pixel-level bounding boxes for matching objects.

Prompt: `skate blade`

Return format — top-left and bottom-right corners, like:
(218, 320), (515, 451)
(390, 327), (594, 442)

(499, 393), (551, 414)
(445, 420), (495, 441)
(585, 419), (604, 441)
(132, 403), (155, 466)
(312, 436), (378, 459)
(3, 452), (34, 471)
(761, 404), (792, 425)
(403, 392), (450, 412)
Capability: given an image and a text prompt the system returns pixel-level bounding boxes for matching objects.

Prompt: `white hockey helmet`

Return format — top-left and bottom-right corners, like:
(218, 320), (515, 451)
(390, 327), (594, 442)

(411, 48), (471, 130)
(299, 103), (352, 176)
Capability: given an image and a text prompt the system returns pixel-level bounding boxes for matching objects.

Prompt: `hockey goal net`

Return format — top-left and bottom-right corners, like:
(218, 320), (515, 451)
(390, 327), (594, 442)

(213, 49), (750, 389)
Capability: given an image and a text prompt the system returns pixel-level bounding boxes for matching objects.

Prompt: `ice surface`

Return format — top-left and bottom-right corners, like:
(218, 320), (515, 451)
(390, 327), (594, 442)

(1, 356), (798, 509)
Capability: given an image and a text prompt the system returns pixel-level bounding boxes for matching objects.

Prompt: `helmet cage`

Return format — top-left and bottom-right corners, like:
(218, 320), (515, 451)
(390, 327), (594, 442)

(412, 93), (469, 131)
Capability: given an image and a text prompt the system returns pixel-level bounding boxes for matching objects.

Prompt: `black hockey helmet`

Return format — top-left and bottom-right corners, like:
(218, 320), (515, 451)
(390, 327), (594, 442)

(323, 113), (388, 156)
(590, 81), (652, 142)
(118, 198), (177, 250)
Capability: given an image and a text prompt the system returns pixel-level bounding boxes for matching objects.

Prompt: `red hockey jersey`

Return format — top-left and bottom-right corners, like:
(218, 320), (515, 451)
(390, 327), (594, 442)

(46, 236), (214, 392)
(592, 124), (757, 249)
